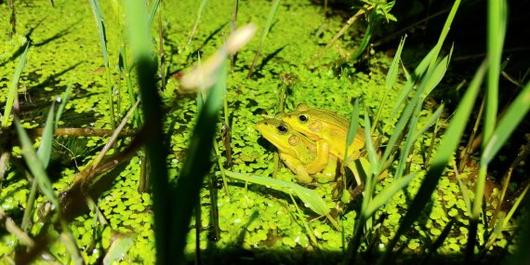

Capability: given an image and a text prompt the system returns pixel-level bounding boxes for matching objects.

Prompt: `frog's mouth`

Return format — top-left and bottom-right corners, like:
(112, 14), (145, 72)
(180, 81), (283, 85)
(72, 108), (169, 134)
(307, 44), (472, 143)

(256, 121), (288, 149)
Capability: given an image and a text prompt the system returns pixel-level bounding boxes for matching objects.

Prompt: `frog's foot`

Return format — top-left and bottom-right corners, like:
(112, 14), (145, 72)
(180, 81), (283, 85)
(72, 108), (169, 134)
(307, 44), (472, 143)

(315, 172), (336, 184)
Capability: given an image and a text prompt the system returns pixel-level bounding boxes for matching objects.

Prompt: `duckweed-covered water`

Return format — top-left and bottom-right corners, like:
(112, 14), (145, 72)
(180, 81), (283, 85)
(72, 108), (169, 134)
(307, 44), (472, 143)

(0, 0), (518, 264)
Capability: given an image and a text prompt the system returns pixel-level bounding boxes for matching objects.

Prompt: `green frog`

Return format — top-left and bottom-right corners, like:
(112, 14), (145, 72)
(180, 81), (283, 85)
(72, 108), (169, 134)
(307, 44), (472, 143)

(256, 118), (338, 184)
(280, 104), (367, 185)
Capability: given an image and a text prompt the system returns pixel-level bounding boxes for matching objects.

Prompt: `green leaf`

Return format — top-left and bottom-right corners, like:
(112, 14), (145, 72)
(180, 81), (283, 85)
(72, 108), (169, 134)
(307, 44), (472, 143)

(55, 85), (72, 127)
(364, 173), (415, 218)
(344, 99), (360, 162)
(482, 81), (530, 164)
(37, 104), (55, 169)
(15, 120), (59, 208)
(483, 0), (507, 144)
(224, 171), (330, 216)
(380, 60), (487, 263)
(2, 42), (30, 127)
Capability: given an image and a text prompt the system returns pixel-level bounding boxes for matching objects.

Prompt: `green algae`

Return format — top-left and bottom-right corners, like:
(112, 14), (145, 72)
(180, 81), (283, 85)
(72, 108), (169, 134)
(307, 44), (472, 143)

(0, 0), (516, 264)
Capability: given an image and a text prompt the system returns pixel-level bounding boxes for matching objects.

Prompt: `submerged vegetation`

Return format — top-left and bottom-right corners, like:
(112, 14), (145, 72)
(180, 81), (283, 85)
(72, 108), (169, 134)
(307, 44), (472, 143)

(0, 0), (529, 264)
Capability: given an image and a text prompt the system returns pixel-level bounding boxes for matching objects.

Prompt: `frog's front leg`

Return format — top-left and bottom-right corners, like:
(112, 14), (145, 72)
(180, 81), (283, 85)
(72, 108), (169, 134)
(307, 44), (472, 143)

(279, 153), (313, 184)
(315, 155), (338, 183)
(305, 140), (330, 174)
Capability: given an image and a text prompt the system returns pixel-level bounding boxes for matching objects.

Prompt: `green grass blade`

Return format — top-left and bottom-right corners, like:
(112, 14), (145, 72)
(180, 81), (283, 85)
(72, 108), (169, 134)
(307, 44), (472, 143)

(185, 0), (208, 48)
(363, 113), (378, 177)
(55, 85), (72, 127)
(385, 36), (406, 91)
(344, 98), (360, 163)
(224, 171), (330, 216)
(503, 183), (529, 228)
(425, 0), (460, 75)
(125, 1), (170, 264)
(2, 42), (29, 128)
(350, 13), (373, 62)
(483, 0), (507, 144)
(379, 61), (487, 264)
(505, 206), (530, 265)
(373, 35), (406, 131)
(15, 119), (59, 208)
(422, 53), (451, 98)
(36, 103), (55, 169)
(172, 61), (227, 263)
(89, 0), (115, 128)
(395, 104), (444, 179)
(88, 0), (109, 66)
(482, 81), (530, 164)
(147, 0), (161, 26)
(248, 0), (281, 77)
(364, 173), (415, 218)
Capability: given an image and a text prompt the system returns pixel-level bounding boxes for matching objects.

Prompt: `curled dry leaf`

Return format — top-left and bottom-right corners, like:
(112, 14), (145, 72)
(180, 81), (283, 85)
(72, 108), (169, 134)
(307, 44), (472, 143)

(180, 24), (256, 91)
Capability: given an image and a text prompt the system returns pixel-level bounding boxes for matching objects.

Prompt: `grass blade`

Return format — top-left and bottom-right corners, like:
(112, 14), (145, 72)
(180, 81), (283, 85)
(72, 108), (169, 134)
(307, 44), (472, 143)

(55, 85), (72, 127)
(89, 0), (116, 128)
(482, 81), (530, 164)
(172, 61), (227, 263)
(344, 98), (360, 163)
(373, 35), (406, 132)
(15, 119), (59, 208)
(364, 173), (415, 218)
(147, 0), (161, 26)
(2, 42), (29, 127)
(125, 1), (170, 264)
(224, 171), (330, 216)
(36, 104), (55, 168)
(248, 0), (281, 77)
(483, 0), (507, 144)
(379, 61), (487, 264)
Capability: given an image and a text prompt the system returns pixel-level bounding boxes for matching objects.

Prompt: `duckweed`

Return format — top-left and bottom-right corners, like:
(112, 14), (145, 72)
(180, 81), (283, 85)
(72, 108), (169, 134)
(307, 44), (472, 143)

(0, 0), (520, 263)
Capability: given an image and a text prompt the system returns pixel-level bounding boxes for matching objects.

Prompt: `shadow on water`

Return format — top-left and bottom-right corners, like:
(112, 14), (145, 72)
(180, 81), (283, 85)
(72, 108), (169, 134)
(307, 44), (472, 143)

(188, 247), (505, 265)
(255, 45), (287, 75)
(0, 18), (80, 67)
(187, 22), (229, 63)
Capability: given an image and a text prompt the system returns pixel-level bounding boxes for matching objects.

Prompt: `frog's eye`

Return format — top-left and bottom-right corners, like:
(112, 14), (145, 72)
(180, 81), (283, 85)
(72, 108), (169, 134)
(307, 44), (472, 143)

(276, 124), (288, 134)
(298, 114), (309, 123)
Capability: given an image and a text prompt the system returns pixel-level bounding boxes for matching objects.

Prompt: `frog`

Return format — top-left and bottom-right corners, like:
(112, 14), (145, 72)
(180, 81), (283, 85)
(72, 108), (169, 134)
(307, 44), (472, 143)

(256, 118), (338, 184)
(279, 104), (367, 185)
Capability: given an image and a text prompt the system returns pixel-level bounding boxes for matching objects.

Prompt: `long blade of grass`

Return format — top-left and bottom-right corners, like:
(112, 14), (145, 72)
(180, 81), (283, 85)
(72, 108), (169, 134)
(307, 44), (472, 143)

(482, 81), (530, 164)
(344, 98), (360, 163)
(2, 42), (29, 127)
(483, 0), (507, 144)
(224, 171), (330, 216)
(89, 0), (115, 128)
(424, 0), (460, 75)
(395, 104), (444, 179)
(55, 85), (72, 127)
(36, 104), (55, 168)
(350, 12), (373, 62)
(373, 35), (406, 132)
(379, 61), (487, 264)
(248, 0), (281, 77)
(125, 1), (170, 264)
(147, 0), (161, 26)
(364, 173), (415, 218)
(172, 61), (227, 263)
(505, 205), (530, 265)
(15, 119), (59, 208)
(382, 55), (448, 167)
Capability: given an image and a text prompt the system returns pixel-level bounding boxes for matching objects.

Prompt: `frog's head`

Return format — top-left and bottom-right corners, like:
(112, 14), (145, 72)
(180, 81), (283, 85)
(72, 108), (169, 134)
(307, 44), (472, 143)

(256, 118), (302, 155)
(280, 106), (322, 137)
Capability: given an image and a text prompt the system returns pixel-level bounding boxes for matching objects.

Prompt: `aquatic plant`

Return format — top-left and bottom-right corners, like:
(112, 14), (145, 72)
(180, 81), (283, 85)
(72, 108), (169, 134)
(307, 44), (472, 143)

(0, 0), (528, 264)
